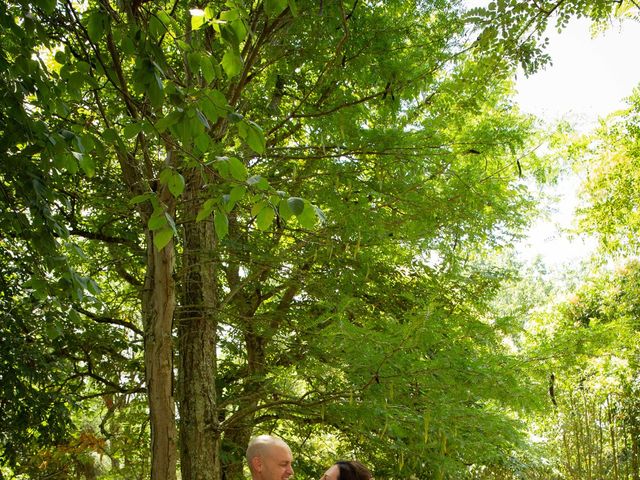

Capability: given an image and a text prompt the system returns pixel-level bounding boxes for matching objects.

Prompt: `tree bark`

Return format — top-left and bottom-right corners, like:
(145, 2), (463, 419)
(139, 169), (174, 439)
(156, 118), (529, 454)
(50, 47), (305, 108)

(177, 169), (220, 480)
(142, 230), (178, 480)
(608, 395), (620, 480)
(632, 423), (639, 480)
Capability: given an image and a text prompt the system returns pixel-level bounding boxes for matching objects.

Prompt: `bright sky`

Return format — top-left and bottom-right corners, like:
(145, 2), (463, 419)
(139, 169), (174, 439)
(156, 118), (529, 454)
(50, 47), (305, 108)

(515, 17), (640, 267)
(462, 3), (640, 268)
(515, 18), (640, 125)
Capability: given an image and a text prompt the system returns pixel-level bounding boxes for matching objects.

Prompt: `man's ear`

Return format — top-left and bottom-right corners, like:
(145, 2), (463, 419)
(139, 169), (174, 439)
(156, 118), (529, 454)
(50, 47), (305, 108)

(251, 456), (263, 473)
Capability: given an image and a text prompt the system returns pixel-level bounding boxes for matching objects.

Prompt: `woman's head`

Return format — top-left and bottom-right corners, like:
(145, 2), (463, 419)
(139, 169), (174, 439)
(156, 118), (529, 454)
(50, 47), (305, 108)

(320, 461), (372, 480)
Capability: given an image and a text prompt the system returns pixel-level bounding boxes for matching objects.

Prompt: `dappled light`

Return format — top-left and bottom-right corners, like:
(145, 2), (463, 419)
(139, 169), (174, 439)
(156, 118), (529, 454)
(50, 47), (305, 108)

(1, 1), (640, 479)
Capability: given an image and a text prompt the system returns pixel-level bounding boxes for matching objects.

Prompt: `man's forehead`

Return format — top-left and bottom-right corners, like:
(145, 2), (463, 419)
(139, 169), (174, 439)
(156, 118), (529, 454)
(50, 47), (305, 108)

(268, 443), (292, 458)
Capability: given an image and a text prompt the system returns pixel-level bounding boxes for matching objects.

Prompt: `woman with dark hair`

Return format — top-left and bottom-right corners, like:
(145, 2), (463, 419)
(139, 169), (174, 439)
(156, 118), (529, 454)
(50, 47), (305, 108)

(320, 460), (373, 480)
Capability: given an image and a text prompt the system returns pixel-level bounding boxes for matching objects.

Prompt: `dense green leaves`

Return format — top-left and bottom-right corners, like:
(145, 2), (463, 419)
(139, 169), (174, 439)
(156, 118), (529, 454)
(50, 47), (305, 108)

(576, 88), (640, 255)
(6, 0), (636, 479)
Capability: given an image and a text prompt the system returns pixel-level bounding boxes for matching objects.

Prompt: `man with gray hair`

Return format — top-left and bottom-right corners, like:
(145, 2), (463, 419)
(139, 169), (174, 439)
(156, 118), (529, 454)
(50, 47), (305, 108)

(246, 434), (294, 480)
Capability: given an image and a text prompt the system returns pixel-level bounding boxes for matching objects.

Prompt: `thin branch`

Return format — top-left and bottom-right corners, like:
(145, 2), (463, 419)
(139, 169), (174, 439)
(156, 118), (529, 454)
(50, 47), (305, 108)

(70, 226), (140, 248)
(75, 305), (144, 336)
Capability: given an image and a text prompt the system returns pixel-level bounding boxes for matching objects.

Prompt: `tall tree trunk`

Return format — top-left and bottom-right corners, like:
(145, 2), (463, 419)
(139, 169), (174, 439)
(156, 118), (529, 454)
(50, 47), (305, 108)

(597, 404), (604, 479)
(582, 391), (592, 480)
(142, 231), (178, 480)
(177, 170), (220, 480)
(122, 138), (178, 479)
(632, 424), (639, 480)
(608, 395), (620, 480)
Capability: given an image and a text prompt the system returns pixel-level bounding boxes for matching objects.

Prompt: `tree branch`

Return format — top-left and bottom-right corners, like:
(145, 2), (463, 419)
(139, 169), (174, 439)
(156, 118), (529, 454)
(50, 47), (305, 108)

(75, 305), (144, 336)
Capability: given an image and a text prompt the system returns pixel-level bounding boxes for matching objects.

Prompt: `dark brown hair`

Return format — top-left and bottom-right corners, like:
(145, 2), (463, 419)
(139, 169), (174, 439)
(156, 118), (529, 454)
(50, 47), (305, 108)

(336, 461), (373, 480)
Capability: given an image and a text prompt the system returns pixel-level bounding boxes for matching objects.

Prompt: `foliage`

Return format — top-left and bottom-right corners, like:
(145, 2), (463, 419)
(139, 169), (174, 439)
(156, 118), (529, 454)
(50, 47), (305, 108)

(0, 0), (592, 478)
(466, 0), (640, 76)
(523, 261), (640, 480)
(575, 87), (640, 256)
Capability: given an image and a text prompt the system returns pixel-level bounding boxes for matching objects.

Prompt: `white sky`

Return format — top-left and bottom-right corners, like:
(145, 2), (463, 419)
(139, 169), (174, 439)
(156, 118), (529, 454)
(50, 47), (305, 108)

(515, 17), (640, 267)
(462, 3), (640, 267)
(515, 17), (640, 125)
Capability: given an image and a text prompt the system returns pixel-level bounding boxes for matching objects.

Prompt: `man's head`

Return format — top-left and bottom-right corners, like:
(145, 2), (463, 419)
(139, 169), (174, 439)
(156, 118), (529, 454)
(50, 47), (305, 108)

(246, 434), (294, 480)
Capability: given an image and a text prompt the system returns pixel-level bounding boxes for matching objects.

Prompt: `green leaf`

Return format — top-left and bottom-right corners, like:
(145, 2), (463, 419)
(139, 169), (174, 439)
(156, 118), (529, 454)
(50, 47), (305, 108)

(36, 0), (56, 14)
(156, 110), (183, 132)
(87, 11), (107, 42)
(201, 54), (216, 83)
(187, 51), (201, 76)
(215, 158), (231, 179)
(204, 4), (216, 20)
(195, 133), (211, 152)
(45, 321), (62, 340)
(221, 49), (243, 78)
(167, 171), (185, 198)
(288, 0), (299, 16)
(221, 24), (240, 49)
(156, 10), (175, 29)
(264, 0), (288, 18)
(67, 72), (85, 98)
(228, 157), (247, 181)
(164, 212), (177, 235)
(298, 201), (317, 229)
(227, 112), (243, 123)
(130, 192), (154, 204)
(76, 61), (91, 74)
(148, 208), (167, 231)
(214, 211), (229, 239)
(148, 15), (166, 39)
(54, 153), (78, 174)
(209, 89), (228, 109)
(256, 206), (275, 230)
(159, 168), (172, 184)
(199, 100), (220, 124)
(251, 200), (267, 217)
(148, 71), (164, 107)
(26, 277), (48, 299)
(120, 35), (136, 55)
(176, 39), (191, 51)
(229, 185), (246, 204)
(278, 198), (293, 221)
(313, 205), (327, 224)
(123, 122), (143, 139)
(238, 120), (266, 154)
(54, 50), (67, 65)
(231, 19), (248, 43)
(196, 109), (210, 129)
(220, 9), (240, 21)
(80, 134), (95, 152)
(191, 9), (206, 30)
(196, 198), (216, 222)
(247, 175), (269, 190)
(86, 277), (101, 296)
(158, 168), (185, 198)
(154, 227), (173, 250)
(103, 128), (119, 144)
(287, 197), (305, 215)
(78, 153), (96, 178)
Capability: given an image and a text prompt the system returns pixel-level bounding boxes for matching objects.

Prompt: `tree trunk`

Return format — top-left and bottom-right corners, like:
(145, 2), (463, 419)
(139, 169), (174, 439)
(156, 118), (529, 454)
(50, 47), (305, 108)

(177, 169), (220, 480)
(632, 424), (639, 480)
(223, 324), (266, 479)
(582, 391), (592, 480)
(142, 230), (178, 480)
(608, 395), (620, 480)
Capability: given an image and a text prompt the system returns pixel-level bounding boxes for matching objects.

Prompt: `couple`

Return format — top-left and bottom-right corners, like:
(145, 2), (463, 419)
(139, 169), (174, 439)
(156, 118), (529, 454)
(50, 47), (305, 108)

(247, 434), (372, 480)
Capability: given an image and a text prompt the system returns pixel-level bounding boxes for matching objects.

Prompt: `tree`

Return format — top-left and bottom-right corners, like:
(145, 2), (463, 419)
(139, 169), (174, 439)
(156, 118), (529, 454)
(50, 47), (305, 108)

(1, 0), (556, 478)
(521, 262), (640, 480)
(574, 87), (640, 256)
